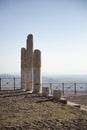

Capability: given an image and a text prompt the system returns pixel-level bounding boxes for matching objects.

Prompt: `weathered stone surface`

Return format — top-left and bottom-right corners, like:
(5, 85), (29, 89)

(21, 48), (27, 90)
(33, 50), (41, 93)
(26, 34), (33, 91)
(21, 34), (41, 93)
(67, 100), (81, 108)
(53, 90), (61, 99)
(60, 98), (67, 104)
(42, 87), (50, 96)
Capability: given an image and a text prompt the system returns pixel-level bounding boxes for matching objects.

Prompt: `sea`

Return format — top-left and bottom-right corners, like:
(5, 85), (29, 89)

(0, 74), (87, 94)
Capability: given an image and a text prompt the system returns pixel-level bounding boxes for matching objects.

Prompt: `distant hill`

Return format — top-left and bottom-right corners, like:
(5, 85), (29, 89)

(0, 74), (20, 78)
(0, 74), (87, 83)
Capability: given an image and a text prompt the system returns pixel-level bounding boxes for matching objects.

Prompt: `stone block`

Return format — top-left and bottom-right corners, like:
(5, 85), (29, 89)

(53, 90), (61, 99)
(42, 87), (50, 96)
(60, 98), (67, 104)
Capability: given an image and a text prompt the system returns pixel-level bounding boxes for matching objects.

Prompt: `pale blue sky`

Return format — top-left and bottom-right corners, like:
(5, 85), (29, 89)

(0, 0), (87, 75)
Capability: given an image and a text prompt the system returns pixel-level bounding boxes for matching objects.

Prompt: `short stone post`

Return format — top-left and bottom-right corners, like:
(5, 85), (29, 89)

(26, 34), (33, 91)
(21, 48), (27, 90)
(33, 49), (41, 93)
(53, 90), (61, 100)
(42, 87), (50, 96)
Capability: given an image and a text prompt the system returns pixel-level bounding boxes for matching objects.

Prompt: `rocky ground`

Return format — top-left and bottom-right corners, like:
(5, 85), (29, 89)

(0, 90), (87, 130)
(65, 94), (87, 109)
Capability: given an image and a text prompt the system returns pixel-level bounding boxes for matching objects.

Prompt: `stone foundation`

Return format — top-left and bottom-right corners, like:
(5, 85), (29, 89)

(26, 34), (33, 91)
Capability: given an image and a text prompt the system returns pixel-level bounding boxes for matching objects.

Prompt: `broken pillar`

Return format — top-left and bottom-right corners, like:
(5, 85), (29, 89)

(42, 87), (50, 96)
(21, 48), (27, 90)
(26, 34), (33, 91)
(53, 90), (61, 100)
(33, 49), (41, 93)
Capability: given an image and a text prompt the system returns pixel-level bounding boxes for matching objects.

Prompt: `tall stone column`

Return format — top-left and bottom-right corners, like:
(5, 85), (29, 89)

(21, 48), (27, 90)
(33, 49), (41, 93)
(26, 34), (33, 91)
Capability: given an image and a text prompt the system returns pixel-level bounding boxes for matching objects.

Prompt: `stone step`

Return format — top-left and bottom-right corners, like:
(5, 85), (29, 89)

(80, 107), (87, 111)
(67, 101), (80, 108)
(0, 90), (33, 98)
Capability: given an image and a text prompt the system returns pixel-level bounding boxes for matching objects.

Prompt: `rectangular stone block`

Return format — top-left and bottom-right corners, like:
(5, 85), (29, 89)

(53, 90), (61, 99)
(42, 87), (50, 96)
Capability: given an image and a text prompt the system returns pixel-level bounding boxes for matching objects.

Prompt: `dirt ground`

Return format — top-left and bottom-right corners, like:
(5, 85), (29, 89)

(0, 90), (87, 130)
(64, 94), (87, 109)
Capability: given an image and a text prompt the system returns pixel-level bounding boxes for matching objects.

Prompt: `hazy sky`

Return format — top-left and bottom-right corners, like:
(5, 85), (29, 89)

(0, 0), (87, 75)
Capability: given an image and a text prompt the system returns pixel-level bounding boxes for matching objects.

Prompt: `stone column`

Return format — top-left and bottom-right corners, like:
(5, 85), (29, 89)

(33, 49), (41, 93)
(21, 48), (27, 91)
(26, 34), (33, 91)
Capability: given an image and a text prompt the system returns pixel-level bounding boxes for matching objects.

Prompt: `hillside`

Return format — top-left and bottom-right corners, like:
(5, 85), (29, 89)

(0, 91), (87, 130)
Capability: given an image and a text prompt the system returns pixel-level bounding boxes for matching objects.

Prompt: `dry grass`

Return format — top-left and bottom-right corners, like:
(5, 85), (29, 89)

(0, 92), (87, 128)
